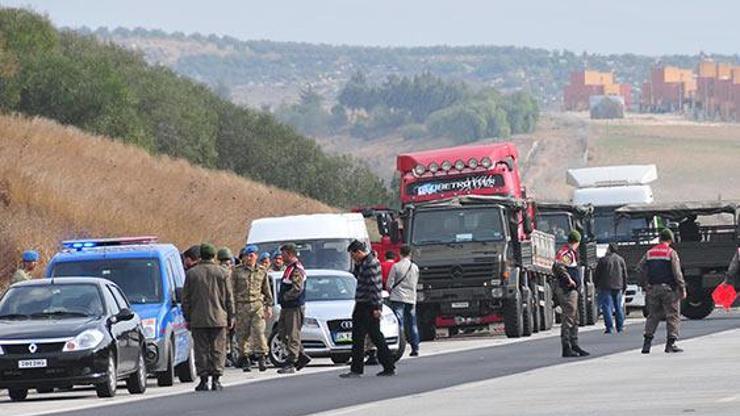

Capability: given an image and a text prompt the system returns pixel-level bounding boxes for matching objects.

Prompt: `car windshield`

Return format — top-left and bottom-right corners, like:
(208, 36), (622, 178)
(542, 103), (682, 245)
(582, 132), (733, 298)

(0, 284), (104, 319)
(593, 212), (651, 243)
(411, 207), (505, 245)
(257, 239), (352, 271)
(51, 258), (162, 304)
(304, 275), (357, 302)
(536, 213), (573, 244)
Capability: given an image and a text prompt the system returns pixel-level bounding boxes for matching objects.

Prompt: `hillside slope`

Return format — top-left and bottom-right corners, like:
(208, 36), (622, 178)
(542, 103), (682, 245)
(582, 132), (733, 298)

(0, 114), (332, 288)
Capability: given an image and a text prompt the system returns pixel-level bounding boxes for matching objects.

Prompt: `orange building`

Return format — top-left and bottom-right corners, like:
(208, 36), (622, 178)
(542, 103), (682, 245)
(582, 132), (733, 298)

(563, 70), (631, 111)
(640, 66), (696, 112)
(695, 59), (740, 121)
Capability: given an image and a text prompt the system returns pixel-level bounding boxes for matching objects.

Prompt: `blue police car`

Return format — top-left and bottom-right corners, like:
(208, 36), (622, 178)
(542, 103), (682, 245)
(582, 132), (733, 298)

(46, 237), (195, 386)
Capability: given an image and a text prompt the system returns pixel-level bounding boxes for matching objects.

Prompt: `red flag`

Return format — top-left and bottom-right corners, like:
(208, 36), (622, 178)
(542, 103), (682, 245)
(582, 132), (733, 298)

(712, 283), (737, 310)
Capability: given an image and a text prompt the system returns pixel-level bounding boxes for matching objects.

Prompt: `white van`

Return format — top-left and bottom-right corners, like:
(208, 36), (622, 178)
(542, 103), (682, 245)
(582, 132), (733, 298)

(246, 213), (371, 272)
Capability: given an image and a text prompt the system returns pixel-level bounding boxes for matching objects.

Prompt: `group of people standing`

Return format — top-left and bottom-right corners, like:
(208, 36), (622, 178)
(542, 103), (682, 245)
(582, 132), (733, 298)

(180, 242), (308, 392)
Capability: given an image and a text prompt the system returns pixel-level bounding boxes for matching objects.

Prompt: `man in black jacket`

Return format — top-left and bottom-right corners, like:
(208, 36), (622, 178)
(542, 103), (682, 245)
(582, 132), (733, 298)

(595, 243), (628, 334)
(340, 240), (396, 378)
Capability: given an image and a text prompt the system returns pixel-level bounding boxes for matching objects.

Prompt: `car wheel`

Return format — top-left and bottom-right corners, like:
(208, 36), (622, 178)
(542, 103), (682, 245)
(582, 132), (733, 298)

(330, 353), (351, 364)
(268, 329), (288, 368)
(9, 388), (28, 401)
(157, 341), (175, 387)
(96, 354), (118, 398)
(176, 346), (196, 383)
(127, 352), (147, 394)
(392, 327), (407, 362)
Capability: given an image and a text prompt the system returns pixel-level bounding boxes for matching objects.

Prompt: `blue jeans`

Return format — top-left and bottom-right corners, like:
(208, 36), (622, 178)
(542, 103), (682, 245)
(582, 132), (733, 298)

(390, 301), (420, 352)
(598, 289), (625, 332)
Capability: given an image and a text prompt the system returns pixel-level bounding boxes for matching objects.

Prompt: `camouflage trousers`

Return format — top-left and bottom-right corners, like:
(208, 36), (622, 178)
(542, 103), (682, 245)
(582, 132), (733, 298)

(644, 284), (681, 339)
(556, 286), (580, 343)
(192, 327), (227, 377)
(236, 302), (268, 357)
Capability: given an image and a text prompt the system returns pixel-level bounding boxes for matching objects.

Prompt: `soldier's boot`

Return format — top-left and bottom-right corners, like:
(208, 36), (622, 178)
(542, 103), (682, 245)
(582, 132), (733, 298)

(195, 376), (210, 392)
(665, 338), (683, 353)
(257, 355), (267, 372)
(641, 335), (653, 354)
(571, 339), (590, 357)
(241, 356), (252, 373)
(562, 340), (578, 358)
(211, 376), (223, 391)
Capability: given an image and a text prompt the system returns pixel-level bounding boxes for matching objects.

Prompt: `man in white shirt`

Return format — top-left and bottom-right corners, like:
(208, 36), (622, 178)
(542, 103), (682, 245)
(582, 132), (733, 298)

(386, 245), (420, 356)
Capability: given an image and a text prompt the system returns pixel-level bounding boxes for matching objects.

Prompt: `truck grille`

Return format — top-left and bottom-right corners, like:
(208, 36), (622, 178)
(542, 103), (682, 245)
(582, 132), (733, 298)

(419, 260), (497, 281)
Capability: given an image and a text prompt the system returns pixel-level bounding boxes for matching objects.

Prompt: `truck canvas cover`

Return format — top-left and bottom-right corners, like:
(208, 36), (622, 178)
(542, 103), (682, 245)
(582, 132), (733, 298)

(615, 201), (739, 221)
(567, 165), (657, 188)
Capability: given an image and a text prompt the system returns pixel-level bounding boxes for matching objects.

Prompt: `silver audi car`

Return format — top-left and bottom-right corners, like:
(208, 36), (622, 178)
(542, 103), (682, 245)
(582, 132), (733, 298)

(267, 269), (405, 366)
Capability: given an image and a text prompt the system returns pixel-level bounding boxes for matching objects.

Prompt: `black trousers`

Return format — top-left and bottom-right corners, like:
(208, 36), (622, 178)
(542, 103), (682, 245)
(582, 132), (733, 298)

(350, 303), (395, 374)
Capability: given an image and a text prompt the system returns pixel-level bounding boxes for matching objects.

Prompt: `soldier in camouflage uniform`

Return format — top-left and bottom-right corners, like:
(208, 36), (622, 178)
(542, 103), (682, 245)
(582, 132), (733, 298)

(217, 247), (236, 367)
(639, 229), (687, 354)
(271, 252), (286, 272)
(232, 245), (273, 372)
(553, 231), (590, 358)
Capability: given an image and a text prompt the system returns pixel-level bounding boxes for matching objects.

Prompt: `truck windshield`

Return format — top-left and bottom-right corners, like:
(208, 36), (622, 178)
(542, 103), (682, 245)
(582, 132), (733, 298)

(536, 213), (572, 244)
(0, 284), (104, 319)
(411, 207), (505, 245)
(51, 259), (163, 305)
(593, 212), (650, 243)
(257, 239), (352, 272)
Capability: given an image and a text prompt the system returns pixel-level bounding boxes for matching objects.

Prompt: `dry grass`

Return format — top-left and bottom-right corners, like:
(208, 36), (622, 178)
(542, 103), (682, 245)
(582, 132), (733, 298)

(0, 114), (333, 288)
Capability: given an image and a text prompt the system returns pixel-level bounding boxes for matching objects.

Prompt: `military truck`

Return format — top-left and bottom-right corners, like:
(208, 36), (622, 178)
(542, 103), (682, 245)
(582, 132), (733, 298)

(535, 202), (599, 325)
(614, 201), (739, 319)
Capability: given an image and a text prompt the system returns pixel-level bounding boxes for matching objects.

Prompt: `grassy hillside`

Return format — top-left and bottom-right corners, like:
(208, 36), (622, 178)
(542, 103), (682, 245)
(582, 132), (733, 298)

(0, 114), (332, 289)
(0, 8), (389, 208)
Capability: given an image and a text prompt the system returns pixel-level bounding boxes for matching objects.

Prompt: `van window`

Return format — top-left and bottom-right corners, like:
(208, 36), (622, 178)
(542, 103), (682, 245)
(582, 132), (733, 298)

(257, 239), (352, 271)
(165, 257), (177, 293)
(51, 258), (163, 304)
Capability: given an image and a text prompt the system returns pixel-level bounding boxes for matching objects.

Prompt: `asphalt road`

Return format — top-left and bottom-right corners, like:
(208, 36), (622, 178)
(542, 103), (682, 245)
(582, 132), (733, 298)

(50, 312), (740, 416)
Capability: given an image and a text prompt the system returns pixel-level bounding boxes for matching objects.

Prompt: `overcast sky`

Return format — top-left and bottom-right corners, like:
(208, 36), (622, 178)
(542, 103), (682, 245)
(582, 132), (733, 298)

(2, 0), (738, 55)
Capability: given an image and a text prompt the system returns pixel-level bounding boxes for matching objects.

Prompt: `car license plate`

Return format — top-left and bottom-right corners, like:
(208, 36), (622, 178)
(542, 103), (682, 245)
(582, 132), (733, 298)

(451, 302), (469, 309)
(335, 332), (352, 343)
(18, 359), (47, 369)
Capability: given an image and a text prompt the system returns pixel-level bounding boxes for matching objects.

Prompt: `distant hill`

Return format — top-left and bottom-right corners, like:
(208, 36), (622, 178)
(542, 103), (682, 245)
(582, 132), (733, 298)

(0, 8), (389, 208)
(87, 27), (739, 110)
(0, 114), (333, 288)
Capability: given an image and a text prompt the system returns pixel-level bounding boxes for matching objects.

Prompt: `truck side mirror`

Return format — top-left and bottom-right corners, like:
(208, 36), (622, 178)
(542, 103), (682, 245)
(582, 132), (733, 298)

(523, 214), (534, 235)
(390, 220), (401, 244)
(376, 214), (390, 236)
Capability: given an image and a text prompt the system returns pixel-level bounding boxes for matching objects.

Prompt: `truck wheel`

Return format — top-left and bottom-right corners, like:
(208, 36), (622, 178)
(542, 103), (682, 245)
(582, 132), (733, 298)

(503, 288), (524, 338)
(156, 341), (175, 387)
(542, 282), (554, 330)
(681, 289), (714, 320)
(577, 285), (588, 327)
(586, 282), (598, 325)
(522, 287), (534, 337)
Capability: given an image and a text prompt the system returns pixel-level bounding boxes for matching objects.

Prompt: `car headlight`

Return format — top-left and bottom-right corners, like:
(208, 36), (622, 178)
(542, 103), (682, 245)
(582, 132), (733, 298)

(141, 318), (158, 339)
(304, 317), (320, 328)
(63, 329), (105, 352)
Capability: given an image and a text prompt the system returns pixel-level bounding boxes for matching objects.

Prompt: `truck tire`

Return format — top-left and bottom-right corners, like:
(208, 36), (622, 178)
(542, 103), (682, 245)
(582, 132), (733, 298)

(681, 289), (714, 320)
(503, 288), (524, 338)
(522, 287), (534, 337)
(541, 282), (554, 330)
(585, 281), (598, 325)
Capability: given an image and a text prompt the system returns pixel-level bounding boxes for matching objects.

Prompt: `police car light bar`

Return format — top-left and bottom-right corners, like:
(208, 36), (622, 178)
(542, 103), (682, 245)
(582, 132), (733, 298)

(62, 236), (159, 251)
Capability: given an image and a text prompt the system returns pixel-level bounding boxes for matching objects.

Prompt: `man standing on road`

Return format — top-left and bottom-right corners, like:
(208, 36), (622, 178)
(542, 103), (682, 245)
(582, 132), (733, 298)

(11, 250), (39, 284)
(553, 231), (590, 358)
(182, 245), (201, 271)
(182, 243), (235, 392)
(387, 244), (420, 357)
(340, 240), (396, 378)
(218, 247), (237, 368)
(233, 245), (273, 372)
(381, 250), (396, 288)
(639, 229), (686, 354)
(277, 243), (311, 374)
(595, 243), (628, 334)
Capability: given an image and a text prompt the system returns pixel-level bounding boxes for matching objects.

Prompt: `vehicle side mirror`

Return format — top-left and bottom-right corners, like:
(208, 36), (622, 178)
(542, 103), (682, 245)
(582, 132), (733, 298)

(174, 287), (183, 304)
(109, 308), (135, 325)
(390, 219), (401, 244)
(376, 214), (390, 237)
(523, 214), (534, 235)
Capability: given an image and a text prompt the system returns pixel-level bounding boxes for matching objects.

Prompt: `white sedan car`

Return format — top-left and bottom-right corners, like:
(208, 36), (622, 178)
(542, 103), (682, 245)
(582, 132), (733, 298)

(267, 269), (405, 366)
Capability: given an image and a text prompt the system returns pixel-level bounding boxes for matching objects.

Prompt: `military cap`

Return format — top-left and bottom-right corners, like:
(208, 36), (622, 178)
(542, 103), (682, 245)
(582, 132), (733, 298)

(280, 243), (298, 255)
(200, 243), (217, 260)
(22, 250), (39, 262)
(659, 228), (675, 242)
(567, 230), (582, 244)
(217, 247), (233, 261)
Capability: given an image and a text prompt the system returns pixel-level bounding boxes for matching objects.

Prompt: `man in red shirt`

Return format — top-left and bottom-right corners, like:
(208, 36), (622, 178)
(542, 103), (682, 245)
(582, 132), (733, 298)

(380, 251), (397, 288)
